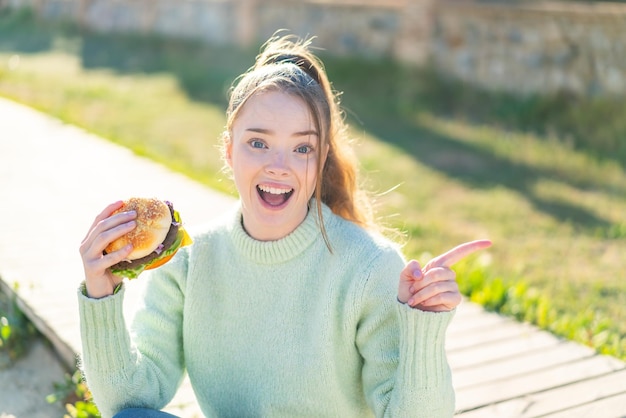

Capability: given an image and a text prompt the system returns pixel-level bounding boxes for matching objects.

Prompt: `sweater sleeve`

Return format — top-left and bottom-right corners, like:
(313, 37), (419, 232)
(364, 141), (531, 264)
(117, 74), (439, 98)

(77, 250), (188, 418)
(356, 249), (456, 418)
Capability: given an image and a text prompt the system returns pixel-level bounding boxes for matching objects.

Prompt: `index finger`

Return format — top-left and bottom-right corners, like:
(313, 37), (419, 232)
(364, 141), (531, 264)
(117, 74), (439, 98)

(425, 239), (492, 270)
(81, 200), (125, 242)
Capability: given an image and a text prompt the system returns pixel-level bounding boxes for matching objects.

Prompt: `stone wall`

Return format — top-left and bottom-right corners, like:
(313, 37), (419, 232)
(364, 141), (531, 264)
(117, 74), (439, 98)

(430, 1), (626, 96)
(6, 0), (406, 56)
(252, 1), (403, 58)
(4, 0), (626, 96)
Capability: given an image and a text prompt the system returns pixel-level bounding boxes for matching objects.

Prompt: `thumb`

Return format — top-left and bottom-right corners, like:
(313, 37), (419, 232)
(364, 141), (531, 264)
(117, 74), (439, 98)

(398, 260), (423, 303)
(401, 260), (423, 282)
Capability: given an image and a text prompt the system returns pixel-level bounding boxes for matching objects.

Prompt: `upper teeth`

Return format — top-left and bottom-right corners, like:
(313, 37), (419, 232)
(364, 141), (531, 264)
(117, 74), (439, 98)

(259, 185), (291, 195)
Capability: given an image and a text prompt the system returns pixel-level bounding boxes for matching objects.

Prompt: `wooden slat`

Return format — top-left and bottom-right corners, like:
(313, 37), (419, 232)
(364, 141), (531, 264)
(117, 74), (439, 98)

(447, 309), (510, 336)
(457, 368), (626, 418)
(455, 356), (626, 413)
(543, 390), (626, 418)
(456, 300), (489, 315)
(447, 319), (538, 352)
(448, 328), (560, 370)
(522, 368), (626, 417)
(452, 341), (595, 390)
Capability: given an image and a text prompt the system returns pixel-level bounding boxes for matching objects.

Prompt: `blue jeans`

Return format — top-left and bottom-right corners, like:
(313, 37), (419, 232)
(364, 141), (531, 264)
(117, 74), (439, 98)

(113, 408), (179, 418)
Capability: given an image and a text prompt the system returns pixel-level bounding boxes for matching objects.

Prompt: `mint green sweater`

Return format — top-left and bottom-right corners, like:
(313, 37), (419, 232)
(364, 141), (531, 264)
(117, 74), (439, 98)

(78, 202), (455, 418)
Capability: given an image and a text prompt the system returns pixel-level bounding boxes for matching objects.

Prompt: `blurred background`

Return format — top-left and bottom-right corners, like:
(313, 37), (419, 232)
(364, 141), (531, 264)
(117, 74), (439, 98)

(0, 0), (625, 416)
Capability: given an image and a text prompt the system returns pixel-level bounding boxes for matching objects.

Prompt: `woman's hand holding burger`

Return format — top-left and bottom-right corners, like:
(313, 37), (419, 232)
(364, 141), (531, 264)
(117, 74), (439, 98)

(79, 197), (192, 299)
(80, 200), (137, 299)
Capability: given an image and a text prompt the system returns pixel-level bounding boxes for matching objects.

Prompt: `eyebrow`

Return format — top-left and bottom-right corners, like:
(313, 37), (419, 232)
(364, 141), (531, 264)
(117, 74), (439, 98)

(246, 127), (319, 137)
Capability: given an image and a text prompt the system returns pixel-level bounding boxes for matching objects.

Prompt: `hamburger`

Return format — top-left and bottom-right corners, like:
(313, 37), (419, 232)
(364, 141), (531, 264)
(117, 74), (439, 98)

(105, 197), (192, 279)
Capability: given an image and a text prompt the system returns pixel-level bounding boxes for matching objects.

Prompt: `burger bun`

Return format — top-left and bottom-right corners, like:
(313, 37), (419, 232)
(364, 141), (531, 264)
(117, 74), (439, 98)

(105, 197), (172, 259)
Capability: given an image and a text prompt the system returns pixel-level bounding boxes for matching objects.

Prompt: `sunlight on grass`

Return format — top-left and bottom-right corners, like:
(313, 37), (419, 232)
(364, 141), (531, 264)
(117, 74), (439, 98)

(532, 179), (625, 229)
(416, 112), (626, 193)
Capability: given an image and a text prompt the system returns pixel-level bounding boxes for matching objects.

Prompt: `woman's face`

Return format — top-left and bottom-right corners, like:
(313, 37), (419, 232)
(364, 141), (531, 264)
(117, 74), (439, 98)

(226, 90), (327, 241)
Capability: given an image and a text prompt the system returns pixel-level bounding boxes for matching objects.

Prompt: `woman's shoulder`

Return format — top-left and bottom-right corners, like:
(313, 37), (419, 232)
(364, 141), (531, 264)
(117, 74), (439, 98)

(327, 209), (405, 264)
(324, 211), (405, 304)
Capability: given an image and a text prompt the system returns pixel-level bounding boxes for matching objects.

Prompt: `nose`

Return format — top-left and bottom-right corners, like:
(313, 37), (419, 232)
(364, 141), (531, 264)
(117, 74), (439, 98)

(265, 150), (289, 177)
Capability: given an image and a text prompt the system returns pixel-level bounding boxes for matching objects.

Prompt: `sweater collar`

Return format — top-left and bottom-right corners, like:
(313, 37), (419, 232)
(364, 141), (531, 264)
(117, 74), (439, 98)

(229, 199), (334, 264)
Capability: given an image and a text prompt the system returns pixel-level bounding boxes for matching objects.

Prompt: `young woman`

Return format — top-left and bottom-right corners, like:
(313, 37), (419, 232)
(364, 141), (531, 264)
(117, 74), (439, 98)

(78, 35), (490, 418)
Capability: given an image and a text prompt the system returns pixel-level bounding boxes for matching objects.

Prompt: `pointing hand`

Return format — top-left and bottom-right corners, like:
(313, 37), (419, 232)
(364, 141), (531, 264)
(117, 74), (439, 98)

(398, 240), (492, 312)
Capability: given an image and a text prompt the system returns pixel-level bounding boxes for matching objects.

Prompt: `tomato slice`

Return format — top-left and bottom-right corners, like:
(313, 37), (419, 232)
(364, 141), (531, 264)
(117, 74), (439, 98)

(144, 251), (178, 270)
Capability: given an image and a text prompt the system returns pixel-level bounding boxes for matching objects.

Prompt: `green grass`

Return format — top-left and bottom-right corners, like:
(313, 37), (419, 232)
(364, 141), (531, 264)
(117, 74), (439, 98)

(0, 282), (38, 368)
(1, 8), (625, 362)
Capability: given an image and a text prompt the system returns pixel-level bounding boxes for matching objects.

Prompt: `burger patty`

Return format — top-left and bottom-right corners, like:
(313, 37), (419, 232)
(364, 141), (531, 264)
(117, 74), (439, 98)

(109, 202), (180, 271)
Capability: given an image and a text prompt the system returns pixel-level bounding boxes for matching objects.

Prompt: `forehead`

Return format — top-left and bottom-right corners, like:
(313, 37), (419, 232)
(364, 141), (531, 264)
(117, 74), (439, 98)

(234, 91), (315, 129)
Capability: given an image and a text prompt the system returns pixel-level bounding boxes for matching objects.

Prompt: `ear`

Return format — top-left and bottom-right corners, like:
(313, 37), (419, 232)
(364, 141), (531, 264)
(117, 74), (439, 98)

(223, 132), (233, 168)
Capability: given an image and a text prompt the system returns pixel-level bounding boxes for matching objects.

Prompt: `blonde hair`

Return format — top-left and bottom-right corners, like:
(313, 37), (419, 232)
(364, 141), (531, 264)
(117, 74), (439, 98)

(222, 34), (376, 249)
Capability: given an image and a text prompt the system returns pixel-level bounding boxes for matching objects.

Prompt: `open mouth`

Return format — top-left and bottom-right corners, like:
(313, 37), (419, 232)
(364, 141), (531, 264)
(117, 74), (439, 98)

(257, 185), (294, 207)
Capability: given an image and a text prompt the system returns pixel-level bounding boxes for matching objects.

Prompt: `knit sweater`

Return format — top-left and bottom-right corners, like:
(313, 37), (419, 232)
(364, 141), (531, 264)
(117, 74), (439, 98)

(78, 202), (455, 418)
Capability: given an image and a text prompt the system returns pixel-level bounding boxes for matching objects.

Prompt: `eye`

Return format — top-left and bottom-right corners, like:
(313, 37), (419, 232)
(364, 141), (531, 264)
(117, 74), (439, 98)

(249, 139), (267, 149)
(295, 145), (313, 154)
